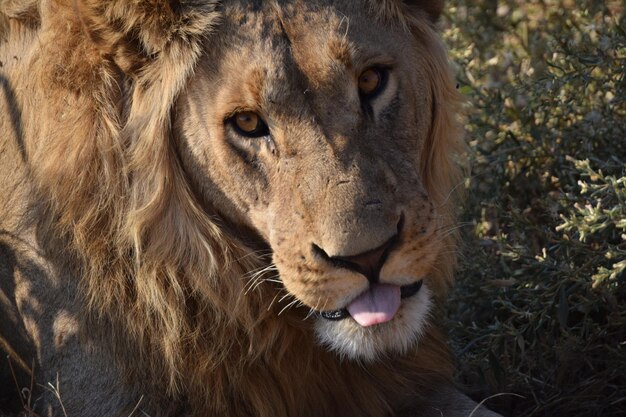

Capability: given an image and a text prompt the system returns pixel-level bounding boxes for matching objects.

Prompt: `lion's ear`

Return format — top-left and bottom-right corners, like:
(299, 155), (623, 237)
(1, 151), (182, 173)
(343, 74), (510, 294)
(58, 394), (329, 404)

(378, 0), (444, 24)
(405, 0), (444, 22)
(74, 0), (220, 74)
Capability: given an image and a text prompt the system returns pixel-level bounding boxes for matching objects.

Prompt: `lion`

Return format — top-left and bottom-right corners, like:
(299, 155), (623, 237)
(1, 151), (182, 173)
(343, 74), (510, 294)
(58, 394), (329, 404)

(0, 1), (502, 416)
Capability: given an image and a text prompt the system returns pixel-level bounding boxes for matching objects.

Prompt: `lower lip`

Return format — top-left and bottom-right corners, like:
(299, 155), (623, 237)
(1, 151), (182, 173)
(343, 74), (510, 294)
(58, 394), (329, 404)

(320, 280), (423, 321)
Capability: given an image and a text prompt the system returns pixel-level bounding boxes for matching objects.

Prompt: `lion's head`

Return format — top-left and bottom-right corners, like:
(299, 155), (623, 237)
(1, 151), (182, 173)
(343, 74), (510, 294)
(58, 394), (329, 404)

(21, 0), (462, 398)
(174, 0), (463, 360)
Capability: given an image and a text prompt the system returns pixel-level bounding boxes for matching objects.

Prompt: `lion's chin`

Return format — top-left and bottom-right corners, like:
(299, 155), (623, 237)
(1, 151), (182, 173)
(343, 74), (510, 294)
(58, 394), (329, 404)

(313, 284), (433, 361)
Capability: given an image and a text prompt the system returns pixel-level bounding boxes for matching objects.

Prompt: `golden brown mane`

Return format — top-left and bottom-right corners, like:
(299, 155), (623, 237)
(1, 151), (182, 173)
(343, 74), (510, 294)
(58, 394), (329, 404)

(4, 0), (465, 413)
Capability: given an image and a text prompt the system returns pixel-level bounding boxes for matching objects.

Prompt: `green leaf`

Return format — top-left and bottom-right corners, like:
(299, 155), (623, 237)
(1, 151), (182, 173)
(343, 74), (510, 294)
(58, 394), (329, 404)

(459, 85), (473, 95)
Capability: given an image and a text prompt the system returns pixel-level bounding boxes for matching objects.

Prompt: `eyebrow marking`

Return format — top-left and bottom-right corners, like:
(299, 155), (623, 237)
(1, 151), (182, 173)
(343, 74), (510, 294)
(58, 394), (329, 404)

(244, 67), (266, 105)
(327, 37), (353, 69)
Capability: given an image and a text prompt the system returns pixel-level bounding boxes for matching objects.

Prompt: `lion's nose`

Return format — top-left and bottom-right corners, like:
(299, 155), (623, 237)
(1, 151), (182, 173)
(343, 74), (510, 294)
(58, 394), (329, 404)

(331, 236), (397, 283)
(314, 234), (398, 283)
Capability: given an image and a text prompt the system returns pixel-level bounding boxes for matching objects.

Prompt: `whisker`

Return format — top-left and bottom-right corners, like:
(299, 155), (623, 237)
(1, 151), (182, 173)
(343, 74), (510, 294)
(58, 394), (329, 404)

(432, 177), (465, 210)
(243, 263), (279, 294)
(304, 296), (323, 320)
(235, 248), (273, 263)
(266, 290), (284, 311)
(245, 272), (280, 295)
(243, 263), (278, 279)
(278, 298), (299, 316)
(278, 291), (293, 303)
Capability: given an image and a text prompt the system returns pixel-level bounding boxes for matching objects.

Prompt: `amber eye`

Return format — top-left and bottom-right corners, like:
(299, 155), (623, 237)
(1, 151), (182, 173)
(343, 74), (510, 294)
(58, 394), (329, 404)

(230, 111), (269, 137)
(358, 67), (387, 98)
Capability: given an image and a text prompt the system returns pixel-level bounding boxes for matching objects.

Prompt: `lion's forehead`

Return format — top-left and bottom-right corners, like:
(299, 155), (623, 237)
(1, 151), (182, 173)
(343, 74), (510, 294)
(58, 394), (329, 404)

(217, 0), (402, 92)
(192, 0), (419, 153)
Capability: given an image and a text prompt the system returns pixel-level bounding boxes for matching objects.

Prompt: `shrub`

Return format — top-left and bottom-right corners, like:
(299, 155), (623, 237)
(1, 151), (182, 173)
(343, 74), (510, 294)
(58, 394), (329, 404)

(443, 1), (626, 415)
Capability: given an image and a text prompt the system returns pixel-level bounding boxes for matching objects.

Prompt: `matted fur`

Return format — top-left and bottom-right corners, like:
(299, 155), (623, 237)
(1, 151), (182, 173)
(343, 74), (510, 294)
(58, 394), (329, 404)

(0, 1), (492, 416)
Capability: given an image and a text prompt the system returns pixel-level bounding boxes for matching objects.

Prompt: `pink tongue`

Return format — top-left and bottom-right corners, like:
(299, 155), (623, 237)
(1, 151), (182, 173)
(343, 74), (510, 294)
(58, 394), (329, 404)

(346, 284), (401, 327)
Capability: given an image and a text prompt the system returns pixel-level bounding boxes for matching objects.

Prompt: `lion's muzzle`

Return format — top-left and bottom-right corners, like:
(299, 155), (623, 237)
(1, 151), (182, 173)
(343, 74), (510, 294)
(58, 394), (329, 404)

(310, 216), (424, 326)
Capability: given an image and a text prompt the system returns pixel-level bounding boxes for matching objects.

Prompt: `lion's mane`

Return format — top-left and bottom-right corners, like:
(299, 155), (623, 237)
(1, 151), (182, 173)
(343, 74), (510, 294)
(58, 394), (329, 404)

(2, 0), (464, 414)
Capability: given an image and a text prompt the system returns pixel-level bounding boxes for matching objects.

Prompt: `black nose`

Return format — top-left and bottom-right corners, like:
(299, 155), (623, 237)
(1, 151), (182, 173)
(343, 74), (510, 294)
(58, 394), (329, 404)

(312, 215), (403, 282)
(330, 235), (397, 283)
(312, 234), (398, 283)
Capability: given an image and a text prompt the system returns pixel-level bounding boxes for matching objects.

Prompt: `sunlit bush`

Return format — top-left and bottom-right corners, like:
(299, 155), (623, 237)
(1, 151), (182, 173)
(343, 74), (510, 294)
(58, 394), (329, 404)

(443, 1), (625, 415)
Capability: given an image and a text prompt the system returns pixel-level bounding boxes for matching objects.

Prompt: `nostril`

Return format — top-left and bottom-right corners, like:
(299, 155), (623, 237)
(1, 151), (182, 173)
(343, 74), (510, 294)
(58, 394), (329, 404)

(396, 212), (404, 236)
(312, 243), (355, 272)
(313, 233), (398, 283)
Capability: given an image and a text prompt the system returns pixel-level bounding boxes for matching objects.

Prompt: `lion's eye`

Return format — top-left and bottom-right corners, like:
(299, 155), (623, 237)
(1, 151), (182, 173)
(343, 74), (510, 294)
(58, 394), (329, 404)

(358, 67), (387, 99)
(230, 111), (270, 138)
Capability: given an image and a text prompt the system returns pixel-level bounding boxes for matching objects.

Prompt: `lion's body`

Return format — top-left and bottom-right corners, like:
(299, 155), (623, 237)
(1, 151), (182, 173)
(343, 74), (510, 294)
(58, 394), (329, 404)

(0, 1), (501, 416)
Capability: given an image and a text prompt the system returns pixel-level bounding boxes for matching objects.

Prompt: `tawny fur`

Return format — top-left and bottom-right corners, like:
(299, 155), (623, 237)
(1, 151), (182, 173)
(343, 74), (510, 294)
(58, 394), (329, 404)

(0, 1), (501, 416)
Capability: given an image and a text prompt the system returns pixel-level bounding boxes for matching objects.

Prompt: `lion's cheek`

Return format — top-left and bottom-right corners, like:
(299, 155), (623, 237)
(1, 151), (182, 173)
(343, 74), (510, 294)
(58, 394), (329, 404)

(379, 239), (443, 285)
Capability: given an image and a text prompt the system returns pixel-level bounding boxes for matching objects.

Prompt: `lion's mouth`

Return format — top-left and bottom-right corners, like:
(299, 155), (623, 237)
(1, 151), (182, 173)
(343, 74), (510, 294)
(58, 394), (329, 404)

(319, 280), (423, 326)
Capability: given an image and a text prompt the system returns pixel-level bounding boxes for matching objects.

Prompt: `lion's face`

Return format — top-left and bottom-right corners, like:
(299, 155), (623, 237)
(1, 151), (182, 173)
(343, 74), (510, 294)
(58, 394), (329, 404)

(175, 0), (448, 360)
